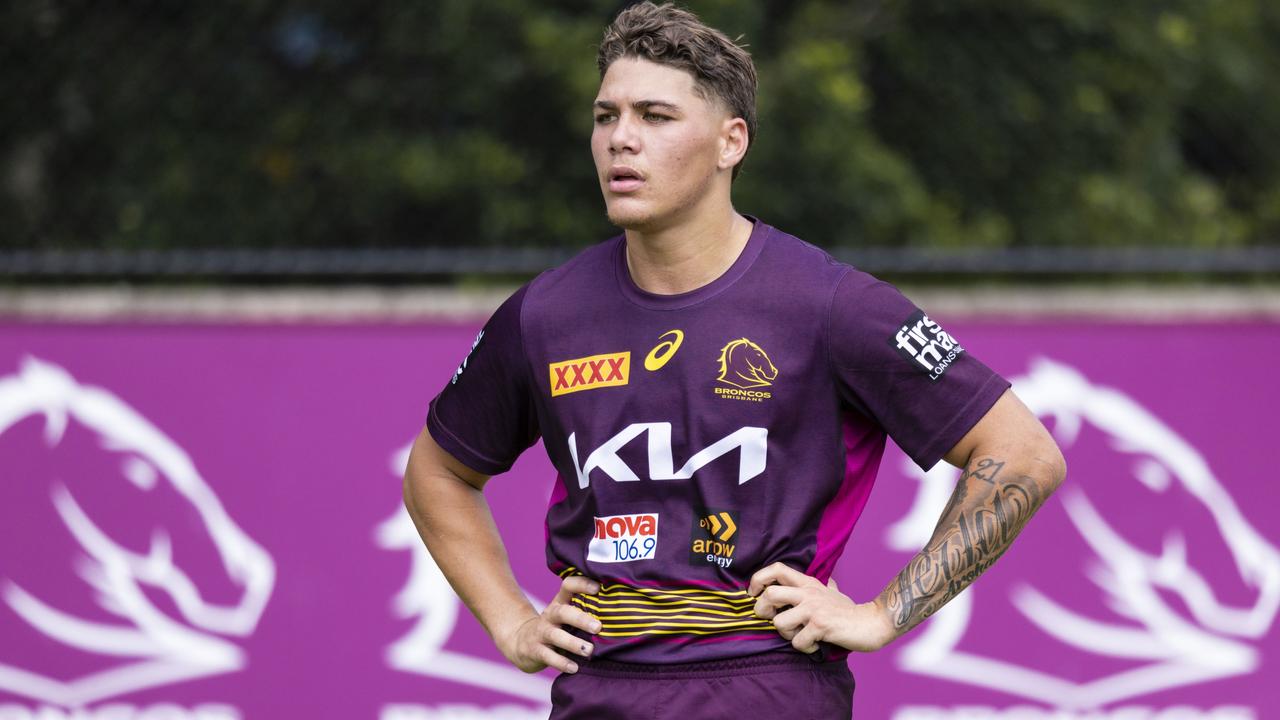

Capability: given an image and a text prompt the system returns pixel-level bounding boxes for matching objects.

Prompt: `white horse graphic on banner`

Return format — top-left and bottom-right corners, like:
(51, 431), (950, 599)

(888, 358), (1280, 709)
(377, 442), (552, 710)
(0, 357), (275, 708)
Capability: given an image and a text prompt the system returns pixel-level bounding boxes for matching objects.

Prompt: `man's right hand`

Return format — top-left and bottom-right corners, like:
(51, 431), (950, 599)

(497, 575), (603, 674)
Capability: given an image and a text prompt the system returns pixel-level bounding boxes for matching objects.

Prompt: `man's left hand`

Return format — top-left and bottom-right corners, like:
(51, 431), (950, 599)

(747, 562), (898, 654)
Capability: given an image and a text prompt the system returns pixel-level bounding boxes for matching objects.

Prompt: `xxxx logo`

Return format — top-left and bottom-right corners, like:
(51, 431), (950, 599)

(550, 351), (630, 397)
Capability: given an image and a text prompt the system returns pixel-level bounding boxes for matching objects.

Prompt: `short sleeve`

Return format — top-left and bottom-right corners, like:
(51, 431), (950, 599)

(829, 270), (1009, 470)
(426, 284), (540, 475)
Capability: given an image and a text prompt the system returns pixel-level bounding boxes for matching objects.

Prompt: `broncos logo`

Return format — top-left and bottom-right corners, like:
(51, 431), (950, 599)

(716, 338), (778, 389)
(886, 358), (1280, 709)
(0, 357), (275, 708)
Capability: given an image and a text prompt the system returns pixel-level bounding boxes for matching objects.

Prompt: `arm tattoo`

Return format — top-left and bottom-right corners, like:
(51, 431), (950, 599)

(881, 454), (1048, 632)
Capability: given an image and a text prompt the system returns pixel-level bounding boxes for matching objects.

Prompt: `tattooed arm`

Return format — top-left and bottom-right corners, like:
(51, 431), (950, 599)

(749, 389), (1066, 653)
(877, 389), (1065, 638)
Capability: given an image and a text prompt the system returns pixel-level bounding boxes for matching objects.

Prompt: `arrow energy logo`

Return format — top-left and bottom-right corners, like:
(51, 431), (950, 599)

(689, 509), (740, 569)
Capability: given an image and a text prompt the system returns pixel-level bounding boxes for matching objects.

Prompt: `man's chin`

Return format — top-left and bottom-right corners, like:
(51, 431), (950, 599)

(606, 201), (661, 231)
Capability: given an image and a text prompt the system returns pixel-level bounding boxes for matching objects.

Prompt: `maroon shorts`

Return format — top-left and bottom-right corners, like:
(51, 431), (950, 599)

(549, 650), (855, 720)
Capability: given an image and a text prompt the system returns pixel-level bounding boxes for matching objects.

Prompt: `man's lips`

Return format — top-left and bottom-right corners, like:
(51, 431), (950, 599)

(607, 167), (645, 193)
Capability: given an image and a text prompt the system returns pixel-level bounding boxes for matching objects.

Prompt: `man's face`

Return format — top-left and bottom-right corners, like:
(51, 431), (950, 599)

(591, 56), (736, 231)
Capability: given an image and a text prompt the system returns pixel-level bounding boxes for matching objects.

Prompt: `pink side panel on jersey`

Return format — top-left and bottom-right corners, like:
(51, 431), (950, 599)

(545, 472), (569, 546)
(805, 415), (886, 581)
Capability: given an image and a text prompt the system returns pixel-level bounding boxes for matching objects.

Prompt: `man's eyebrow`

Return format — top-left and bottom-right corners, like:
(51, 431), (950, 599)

(593, 100), (683, 112)
(633, 100), (682, 111)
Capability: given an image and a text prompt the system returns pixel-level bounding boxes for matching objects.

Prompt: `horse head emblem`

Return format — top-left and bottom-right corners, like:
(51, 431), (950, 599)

(886, 358), (1280, 709)
(716, 338), (778, 389)
(0, 357), (275, 707)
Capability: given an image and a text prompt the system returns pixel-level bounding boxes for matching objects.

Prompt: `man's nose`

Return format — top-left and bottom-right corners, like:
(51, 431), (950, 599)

(609, 114), (640, 154)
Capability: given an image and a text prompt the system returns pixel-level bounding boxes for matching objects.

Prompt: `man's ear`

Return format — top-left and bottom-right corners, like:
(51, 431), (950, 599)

(718, 117), (749, 173)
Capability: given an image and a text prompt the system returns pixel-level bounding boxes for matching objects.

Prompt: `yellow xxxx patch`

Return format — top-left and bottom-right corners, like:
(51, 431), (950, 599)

(549, 352), (630, 397)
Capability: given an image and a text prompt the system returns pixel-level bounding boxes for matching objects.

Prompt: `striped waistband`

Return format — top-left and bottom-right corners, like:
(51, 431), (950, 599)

(560, 568), (775, 639)
(573, 650), (848, 679)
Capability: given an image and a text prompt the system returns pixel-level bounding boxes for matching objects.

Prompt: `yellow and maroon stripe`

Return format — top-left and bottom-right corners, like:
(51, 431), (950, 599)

(558, 569), (773, 638)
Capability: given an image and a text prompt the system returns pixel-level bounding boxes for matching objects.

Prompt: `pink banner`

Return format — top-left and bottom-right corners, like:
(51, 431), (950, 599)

(0, 319), (1275, 719)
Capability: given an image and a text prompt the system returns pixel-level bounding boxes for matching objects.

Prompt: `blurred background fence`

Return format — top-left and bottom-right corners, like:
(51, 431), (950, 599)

(4, 0), (1280, 281)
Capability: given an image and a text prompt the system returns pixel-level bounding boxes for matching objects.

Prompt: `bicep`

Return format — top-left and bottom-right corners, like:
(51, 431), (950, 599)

(942, 388), (1064, 478)
(406, 424), (492, 492)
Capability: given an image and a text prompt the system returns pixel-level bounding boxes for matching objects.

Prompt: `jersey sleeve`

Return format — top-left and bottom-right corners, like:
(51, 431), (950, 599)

(426, 284), (540, 475)
(828, 270), (1010, 470)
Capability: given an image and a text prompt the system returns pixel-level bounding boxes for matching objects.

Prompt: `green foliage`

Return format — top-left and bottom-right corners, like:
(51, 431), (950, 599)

(2, 0), (1278, 251)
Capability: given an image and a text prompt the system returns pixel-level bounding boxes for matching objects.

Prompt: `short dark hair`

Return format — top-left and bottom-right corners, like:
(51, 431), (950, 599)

(597, 2), (758, 178)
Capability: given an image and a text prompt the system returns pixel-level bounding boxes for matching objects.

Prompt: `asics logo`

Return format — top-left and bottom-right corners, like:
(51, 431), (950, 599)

(644, 330), (684, 372)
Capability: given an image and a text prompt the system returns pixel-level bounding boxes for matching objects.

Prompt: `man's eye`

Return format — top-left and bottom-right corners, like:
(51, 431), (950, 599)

(595, 114), (615, 124)
(644, 113), (670, 122)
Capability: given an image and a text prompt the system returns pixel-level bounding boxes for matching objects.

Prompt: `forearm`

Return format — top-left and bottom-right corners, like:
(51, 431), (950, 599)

(749, 392), (1065, 654)
(402, 457), (536, 645)
(876, 449), (1063, 637)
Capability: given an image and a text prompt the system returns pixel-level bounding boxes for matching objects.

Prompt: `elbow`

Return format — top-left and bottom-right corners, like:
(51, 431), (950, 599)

(402, 468), (422, 520)
(402, 428), (440, 518)
(402, 443), (431, 519)
(1042, 441), (1067, 494)
(401, 470), (415, 510)
(1050, 456), (1067, 493)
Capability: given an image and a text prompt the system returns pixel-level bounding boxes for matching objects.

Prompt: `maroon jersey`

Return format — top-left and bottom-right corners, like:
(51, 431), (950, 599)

(427, 218), (1009, 663)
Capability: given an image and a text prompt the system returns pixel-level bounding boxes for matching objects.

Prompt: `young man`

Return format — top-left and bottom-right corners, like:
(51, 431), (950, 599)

(402, 2), (1065, 717)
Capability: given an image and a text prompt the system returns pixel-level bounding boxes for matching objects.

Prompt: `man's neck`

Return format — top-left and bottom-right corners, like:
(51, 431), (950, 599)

(623, 205), (754, 296)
